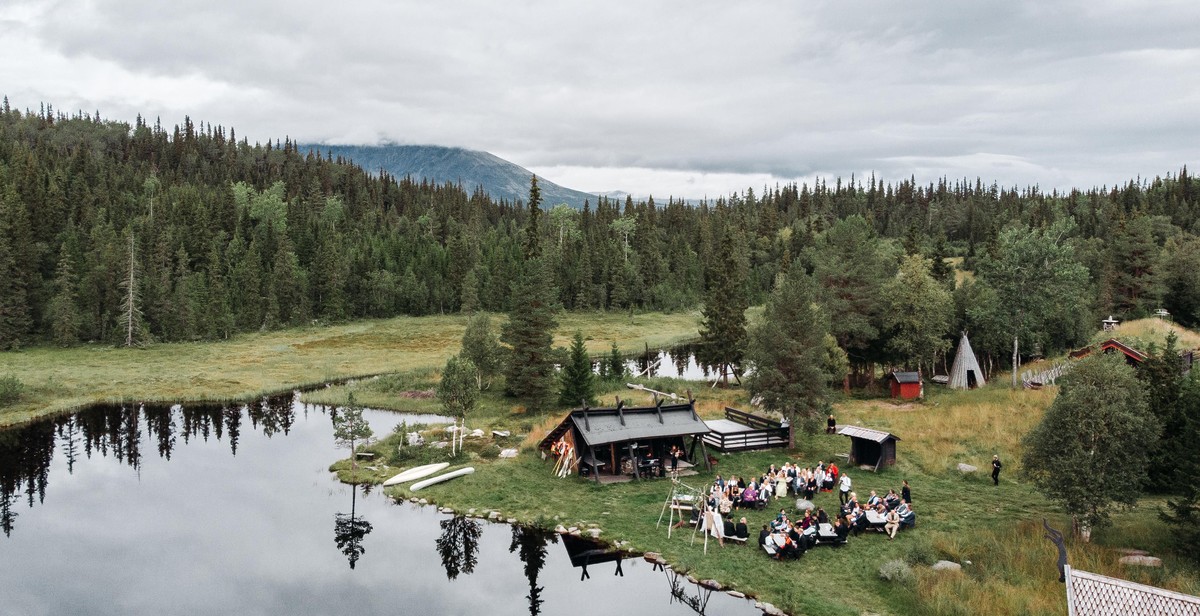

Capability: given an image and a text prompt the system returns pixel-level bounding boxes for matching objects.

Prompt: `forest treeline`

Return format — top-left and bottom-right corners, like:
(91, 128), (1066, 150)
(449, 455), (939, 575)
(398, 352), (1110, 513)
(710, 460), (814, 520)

(1, 102), (1198, 377)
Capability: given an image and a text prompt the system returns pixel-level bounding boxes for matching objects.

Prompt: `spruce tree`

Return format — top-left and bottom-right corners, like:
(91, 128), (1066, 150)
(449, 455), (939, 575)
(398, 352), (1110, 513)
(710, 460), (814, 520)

(502, 177), (559, 413)
(559, 331), (596, 407)
(47, 245), (81, 346)
(0, 186), (32, 349)
(524, 175), (542, 260)
(1160, 373), (1200, 563)
(1138, 333), (1186, 492)
(606, 341), (625, 381)
(698, 216), (748, 384)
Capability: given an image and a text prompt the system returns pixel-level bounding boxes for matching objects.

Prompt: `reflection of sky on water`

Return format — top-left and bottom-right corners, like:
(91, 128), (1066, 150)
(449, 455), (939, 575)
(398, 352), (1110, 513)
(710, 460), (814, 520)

(0, 399), (757, 616)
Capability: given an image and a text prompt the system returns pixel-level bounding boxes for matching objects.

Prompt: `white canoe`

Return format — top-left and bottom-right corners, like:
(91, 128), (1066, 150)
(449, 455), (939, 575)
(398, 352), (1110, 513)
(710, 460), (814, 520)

(410, 467), (475, 492)
(382, 462), (451, 487)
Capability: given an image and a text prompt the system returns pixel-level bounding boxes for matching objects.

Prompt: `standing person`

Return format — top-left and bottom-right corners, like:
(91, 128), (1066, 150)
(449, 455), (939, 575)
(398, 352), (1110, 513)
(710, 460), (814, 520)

(669, 445), (682, 472)
(839, 472), (852, 505)
(991, 455), (1002, 486)
(901, 479), (912, 504)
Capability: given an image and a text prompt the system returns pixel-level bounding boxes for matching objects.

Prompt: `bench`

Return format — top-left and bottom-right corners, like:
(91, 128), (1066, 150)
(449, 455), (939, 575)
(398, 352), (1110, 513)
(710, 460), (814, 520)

(816, 523), (846, 546)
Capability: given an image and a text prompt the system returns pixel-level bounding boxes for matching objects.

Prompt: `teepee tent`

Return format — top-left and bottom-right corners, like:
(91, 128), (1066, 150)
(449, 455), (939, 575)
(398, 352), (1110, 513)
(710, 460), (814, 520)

(948, 333), (985, 390)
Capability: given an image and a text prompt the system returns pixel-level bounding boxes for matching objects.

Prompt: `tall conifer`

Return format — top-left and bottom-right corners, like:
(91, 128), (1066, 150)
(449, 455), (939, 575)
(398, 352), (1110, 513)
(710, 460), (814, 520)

(502, 176), (558, 413)
(559, 331), (595, 407)
(698, 215), (748, 384)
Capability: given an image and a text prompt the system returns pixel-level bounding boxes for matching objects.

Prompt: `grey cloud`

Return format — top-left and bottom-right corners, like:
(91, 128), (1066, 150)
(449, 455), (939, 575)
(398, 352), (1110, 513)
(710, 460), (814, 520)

(6, 0), (1198, 193)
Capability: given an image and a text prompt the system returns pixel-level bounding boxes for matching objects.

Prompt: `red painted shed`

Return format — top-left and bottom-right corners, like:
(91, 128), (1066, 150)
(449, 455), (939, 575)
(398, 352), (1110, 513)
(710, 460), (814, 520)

(888, 369), (921, 398)
(888, 371), (922, 399)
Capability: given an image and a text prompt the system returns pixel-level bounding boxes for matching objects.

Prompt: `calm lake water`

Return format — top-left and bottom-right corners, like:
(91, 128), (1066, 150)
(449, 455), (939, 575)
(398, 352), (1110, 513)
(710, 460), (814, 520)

(605, 343), (744, 382)
(0, 395), (758, 616)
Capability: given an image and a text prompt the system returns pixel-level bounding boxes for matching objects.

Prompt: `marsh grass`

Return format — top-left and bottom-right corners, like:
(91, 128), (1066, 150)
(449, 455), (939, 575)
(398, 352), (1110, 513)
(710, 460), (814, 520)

(836, 383), (1053, 475)
(0, 310), (704, 427)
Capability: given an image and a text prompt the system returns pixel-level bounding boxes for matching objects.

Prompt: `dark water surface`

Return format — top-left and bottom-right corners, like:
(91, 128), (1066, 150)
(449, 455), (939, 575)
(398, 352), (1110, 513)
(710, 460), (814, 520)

(605, 343), (738, 382)
(0, 397), (757, 616)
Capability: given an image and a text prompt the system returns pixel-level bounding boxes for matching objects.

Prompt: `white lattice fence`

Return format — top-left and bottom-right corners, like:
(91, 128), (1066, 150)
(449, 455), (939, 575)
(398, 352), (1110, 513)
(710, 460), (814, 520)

(1066, 566), (1200, 616)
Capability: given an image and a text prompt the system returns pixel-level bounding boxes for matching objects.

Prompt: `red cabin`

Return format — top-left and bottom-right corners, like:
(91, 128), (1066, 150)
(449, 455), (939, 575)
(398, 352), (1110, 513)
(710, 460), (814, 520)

(888, 371), (922, 399)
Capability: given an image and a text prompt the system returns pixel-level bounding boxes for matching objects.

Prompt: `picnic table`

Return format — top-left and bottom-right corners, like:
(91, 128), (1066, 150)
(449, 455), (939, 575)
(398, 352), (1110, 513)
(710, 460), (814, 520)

(864, 510), (888, 532)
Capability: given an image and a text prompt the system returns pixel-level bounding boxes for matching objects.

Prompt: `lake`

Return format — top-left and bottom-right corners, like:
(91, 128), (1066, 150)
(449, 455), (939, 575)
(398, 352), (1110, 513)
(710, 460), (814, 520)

(605, 343), (747, 382)
(0, 395), (758, 616)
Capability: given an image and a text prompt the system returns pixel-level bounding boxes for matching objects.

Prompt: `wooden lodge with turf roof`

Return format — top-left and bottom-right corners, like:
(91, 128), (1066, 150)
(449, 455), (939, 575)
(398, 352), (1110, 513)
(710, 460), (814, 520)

(1070, 337), (1194, 375)
(539, 398), (713, 484)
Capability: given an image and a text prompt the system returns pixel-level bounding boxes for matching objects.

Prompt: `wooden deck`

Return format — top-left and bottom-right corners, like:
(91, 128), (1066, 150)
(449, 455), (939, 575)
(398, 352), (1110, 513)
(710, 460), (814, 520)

(702, 407), (790, 452)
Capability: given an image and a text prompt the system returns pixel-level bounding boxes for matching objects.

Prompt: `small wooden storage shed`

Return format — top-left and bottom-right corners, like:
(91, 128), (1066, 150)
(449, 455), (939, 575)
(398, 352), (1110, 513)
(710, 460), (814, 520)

(837, 425), (900, 472)
(887, 371), (921, 399)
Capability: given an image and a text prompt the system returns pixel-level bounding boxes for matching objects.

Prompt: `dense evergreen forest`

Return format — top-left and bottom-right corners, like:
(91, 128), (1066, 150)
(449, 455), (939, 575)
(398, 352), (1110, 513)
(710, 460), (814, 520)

(1, 102), (1198, 379)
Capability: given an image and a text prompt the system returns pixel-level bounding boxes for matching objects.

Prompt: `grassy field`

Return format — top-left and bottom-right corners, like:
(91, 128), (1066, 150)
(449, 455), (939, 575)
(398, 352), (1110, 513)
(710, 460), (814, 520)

(1096, 317), (1200, 351)
(4, 309), (1197, 615)
(336, 375), (1199, 616)
(0, 310), (704, 427)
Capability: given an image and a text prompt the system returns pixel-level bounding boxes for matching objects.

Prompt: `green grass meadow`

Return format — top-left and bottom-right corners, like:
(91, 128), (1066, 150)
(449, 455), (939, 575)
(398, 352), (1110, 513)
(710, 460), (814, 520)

(0, 310), (703, 427)
(3, 310), (1198, 615)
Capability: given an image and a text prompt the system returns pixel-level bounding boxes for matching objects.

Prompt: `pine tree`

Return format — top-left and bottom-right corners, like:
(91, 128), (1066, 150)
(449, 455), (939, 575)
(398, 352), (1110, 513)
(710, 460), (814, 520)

(1138, 333), (1186, 492)
(204, 237), (234, 339)
(746, 267), (834, 446)
(460, 267), (480, 314)
(559, 331), (596, 407)
(332, 392), (373, 469)
(502, 178), (559, 413)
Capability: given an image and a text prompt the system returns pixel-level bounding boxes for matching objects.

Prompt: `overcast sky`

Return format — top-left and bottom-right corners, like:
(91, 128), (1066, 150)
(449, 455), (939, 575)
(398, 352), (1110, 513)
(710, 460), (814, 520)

(2, 1), (1197, 199)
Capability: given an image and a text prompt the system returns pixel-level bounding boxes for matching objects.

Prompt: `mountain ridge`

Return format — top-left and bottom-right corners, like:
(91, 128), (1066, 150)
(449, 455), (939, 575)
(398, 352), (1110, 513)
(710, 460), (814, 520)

(302, 144), (600, 208)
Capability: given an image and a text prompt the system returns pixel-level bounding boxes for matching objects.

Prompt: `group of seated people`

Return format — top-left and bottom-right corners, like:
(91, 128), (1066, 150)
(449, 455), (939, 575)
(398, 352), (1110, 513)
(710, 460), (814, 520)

(840, 488), (916, 540)
(759, 506), (854, 558)
(705, 460), (843, 514)
(690, 460), (917, 559)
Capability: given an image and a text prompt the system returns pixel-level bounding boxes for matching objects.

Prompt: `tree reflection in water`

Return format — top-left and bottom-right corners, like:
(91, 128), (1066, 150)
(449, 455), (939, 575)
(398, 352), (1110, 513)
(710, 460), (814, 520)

(0, 395), (296, 538)
(509, 525), (557, 616)
(666, 568), (712, 615)
(436, 515), (482, 580)
(334, 484), (373, 569)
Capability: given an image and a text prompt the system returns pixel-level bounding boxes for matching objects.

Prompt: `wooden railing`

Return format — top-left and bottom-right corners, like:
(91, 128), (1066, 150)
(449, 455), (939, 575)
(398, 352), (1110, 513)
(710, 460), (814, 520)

(702, 407), (789, 452)
(723, 407), (782, 430)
